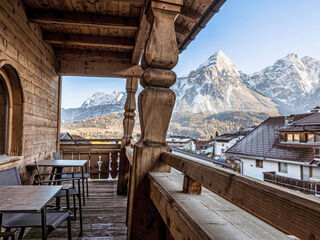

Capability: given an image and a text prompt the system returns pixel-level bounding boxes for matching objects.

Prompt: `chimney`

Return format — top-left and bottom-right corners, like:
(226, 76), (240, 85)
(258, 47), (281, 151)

(310, 106), (320, 113)
(284, 115), (294, 126)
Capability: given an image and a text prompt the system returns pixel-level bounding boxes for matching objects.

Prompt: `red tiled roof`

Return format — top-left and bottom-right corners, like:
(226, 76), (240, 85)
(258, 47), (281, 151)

(279, 125), (320, 132)
(293, 112), (320, 125)
(214, 133), (246, 141)
(226, 116), (314, 163)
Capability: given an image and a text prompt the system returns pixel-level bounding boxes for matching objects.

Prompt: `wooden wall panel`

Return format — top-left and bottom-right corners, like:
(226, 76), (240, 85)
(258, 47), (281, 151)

(0, 0), (59, 183)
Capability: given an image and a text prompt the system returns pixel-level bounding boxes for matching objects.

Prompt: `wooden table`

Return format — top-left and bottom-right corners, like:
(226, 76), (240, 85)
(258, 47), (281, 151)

(36, 160), (88, 205)
(0, 185), (62, 240)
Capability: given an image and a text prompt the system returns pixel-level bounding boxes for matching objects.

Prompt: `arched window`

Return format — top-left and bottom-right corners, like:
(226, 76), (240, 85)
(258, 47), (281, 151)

(0, 62), (24, 156)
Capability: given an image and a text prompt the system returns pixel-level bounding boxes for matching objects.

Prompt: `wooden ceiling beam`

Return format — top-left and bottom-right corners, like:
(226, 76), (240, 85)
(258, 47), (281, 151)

(131, 8), (151, 64)
(56, 57), (143, 78)
(179, 7), (201, 22)
(27, 9), (139, 31)
(44, 32), (135, 50)
(54, 48), (132, 61)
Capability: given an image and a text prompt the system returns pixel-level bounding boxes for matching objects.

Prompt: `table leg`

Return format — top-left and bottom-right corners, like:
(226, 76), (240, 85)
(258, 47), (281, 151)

(82, 167), (85, 206)
(0, 213), (2, 233)
(41, 208), (47, 240)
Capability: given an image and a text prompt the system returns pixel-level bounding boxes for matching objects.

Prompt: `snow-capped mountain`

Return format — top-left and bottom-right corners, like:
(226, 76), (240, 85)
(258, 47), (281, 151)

(172, 51), (279, 115)
(61, 51), (320, 123)
(61, 91), (126, 122)
(245, 53), (320, 114)
(81, 91), (126, 108)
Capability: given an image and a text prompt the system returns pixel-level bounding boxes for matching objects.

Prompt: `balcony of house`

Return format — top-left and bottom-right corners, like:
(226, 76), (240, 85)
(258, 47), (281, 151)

(264, 171), (320, 195)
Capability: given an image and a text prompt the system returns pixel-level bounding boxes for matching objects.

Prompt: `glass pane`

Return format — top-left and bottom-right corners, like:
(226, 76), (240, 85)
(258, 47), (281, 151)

(308, 134), (315, 142)
(316, 134), (320, 143)
(280, 162), (288, 173)
(303, 167), (310, 181)
(287, 134), (293, 141)
(294, 134), (300, 142)
(0, 76), (8, 154)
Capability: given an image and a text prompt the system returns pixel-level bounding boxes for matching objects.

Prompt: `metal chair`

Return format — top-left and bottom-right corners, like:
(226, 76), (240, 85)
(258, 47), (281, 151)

(0, 167), (72, 240)
(33, 160), (83, 236)
(54, 151), (90, 198)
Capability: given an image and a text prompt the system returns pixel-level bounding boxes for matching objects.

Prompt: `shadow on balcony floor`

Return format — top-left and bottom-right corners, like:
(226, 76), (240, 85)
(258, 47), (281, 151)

(24, 181), (127, 240)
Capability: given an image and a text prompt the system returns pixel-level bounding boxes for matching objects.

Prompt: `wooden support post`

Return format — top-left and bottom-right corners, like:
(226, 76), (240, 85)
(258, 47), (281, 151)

(117, 77), (138, 195)
(127, 1), (183, 239)
(56, 76), (62, 152)
(183, 175), (202, 195)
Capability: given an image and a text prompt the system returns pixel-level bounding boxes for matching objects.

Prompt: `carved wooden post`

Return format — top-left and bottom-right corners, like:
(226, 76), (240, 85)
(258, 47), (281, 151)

(127, 1), (182, 239)
(117, 77), (138, 194)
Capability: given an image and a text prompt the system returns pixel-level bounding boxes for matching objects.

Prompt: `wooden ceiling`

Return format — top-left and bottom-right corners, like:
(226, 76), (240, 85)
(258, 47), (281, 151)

(22, 0), (225, 77)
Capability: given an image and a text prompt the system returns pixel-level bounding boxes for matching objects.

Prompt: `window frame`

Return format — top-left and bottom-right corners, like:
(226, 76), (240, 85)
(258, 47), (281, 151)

(256, 160), (263, 168)
(279, 162), (288, 173)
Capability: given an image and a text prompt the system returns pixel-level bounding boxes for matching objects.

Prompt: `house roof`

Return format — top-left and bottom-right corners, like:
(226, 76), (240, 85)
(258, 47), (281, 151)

(279, 112), (320, 132)
(213, 133), (245, 142)
(226, 115), (315, 163)
(292, 112), (320, 125)
(166, 137), (192, 144)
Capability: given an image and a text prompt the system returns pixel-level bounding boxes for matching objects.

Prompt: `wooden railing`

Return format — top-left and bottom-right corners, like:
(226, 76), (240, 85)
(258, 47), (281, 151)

(60, 139), (121, 179)
(126, 146), (320, 240)
(264, 171), (320, 195)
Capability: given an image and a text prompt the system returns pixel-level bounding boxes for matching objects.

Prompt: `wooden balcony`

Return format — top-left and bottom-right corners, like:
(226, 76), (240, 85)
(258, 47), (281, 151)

(60, 139), (121, 180)
(2, 0), (320, 239)
(20, 143), (320, 239)
(264, 171), (320, 195)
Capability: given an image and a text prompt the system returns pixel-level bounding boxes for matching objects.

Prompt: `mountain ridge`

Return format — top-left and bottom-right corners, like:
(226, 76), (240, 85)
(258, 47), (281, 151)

(62, 51), (320, 128)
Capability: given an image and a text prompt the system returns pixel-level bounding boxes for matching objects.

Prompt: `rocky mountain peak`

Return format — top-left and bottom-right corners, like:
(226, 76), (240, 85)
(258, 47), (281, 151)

(81, 91), (126, 108)
(198, 50), (239, 75)
(172, 51), (278, 115)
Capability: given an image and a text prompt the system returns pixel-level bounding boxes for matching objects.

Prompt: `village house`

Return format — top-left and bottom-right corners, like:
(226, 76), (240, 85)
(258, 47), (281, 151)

(226, 109), (320, 193)
(195, 139), (214, 157)
(166, 136), (196, 152)
(213, 132), (247, 160)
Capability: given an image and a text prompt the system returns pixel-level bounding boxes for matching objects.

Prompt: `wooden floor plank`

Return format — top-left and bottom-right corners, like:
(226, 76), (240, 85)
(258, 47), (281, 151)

(24, 181), (127, 239)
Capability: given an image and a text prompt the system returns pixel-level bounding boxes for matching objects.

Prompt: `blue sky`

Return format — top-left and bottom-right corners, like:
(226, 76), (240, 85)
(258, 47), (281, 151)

(62, 0), (320, 109)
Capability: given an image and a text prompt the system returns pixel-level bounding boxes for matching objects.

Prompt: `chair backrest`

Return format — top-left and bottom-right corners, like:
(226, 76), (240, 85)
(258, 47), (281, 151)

(0, 167), (22, 185)
(33, 159), (42, 185)
(53, 151), (61, 160)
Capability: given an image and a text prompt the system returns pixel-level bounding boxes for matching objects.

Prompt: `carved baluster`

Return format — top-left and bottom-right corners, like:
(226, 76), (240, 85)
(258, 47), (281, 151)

(105, 153), (110, 179)
(127, 1), (183, 239)
(111, 152), (119, 179)
(117, 77), (138, 194)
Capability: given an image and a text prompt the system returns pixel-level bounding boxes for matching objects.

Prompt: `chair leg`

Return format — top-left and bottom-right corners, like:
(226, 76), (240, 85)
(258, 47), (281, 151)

(18, 228), (25, 240)
(72, 195), (77, 220)
(67, 216), (72, 240)
(66, 189), (72, 240)
(86, 178), (89, 197)
(3, 228), (11, 240)
(78, 194), (83, 236)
